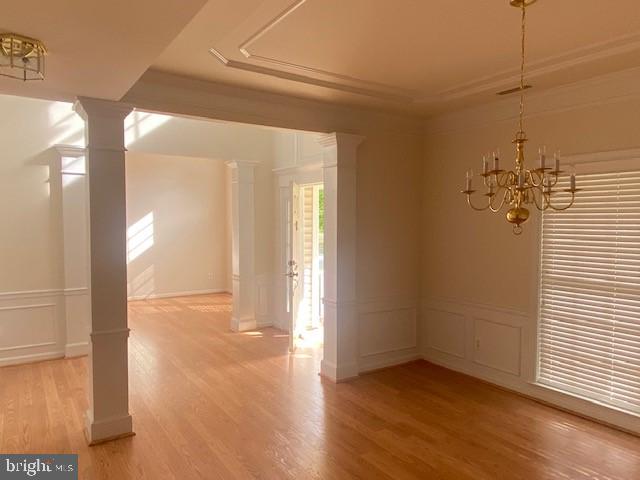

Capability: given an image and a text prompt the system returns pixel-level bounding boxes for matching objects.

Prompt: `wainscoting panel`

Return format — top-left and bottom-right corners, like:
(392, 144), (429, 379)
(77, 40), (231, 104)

(422, 298), (528, 381)
(358, 297), (420, 372)
(421, 296), (640, 436)
(472, 318), (521, 376)
(0, 291), (64, 366)
(426, 308), (466, 358)
(255, 274), (271, 327)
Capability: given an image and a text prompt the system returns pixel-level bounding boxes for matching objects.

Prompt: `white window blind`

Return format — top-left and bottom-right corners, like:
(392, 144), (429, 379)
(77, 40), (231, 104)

(538, 169), (640, 414)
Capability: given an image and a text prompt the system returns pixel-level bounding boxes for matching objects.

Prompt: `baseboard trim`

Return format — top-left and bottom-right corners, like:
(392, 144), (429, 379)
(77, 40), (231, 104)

(320, 359), (359, 383)
(422, 350), (640, 437)
(127, 289), (230, 301)
(85, 412), (134, 446)
(359, 348), (421, 374)
(65, 341), (89, 358)
(0, 350), (64, 368)
(255, 320), (273, 329)
(231, 316), (257, 332)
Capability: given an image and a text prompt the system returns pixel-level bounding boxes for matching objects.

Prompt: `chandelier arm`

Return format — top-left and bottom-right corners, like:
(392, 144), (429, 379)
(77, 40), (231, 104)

(527, 170), (544, 188)
(489, 188), (509, 213)
(547, 191), (577, 211)
(496, 171), (513, 189)
(465, 194), (492, 211)
(531, 187), (546, 211)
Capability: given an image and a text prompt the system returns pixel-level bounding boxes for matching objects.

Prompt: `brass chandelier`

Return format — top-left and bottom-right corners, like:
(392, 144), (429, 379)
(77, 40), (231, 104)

(0, 33), (47, 81)
(461, 0), (579, 235)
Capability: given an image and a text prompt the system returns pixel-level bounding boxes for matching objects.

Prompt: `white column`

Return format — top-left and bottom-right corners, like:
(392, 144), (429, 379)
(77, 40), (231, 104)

(54, 145), (91, 358)
(74, 97), (133, 445)
(317, 133), (365, 382)
(227, 160), (258, 332)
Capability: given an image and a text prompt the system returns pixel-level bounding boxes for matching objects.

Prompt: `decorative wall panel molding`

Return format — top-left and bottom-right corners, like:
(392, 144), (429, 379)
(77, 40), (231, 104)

(0, 290), (63, 367)
(421, 296), (640, 436)
(357, 296), (420, 373)
(255, 274), (271, 327)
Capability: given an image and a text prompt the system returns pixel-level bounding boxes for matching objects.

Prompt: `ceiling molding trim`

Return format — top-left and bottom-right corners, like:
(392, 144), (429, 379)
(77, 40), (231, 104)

(208, 48), (412, 102)
(123, 70), (425, 138)
(238, 0), (414, 99)
(424, 66), (640, 136)
(426, 32), (640, 104)
(239, 0), (308, 57)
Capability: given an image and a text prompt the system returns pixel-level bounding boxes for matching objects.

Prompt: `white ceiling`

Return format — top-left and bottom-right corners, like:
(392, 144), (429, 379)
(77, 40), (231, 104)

(153, 0), (640, 115)
(0, 0), (206, 101)
(2, 0), (640, 116)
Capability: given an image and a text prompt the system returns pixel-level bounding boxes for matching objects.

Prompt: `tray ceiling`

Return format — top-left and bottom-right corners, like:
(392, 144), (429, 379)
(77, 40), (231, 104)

(154, 0), (640, 115)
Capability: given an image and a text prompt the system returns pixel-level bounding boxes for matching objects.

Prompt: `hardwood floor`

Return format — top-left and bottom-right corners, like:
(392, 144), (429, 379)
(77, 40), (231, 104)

(1, 293), (639, 479)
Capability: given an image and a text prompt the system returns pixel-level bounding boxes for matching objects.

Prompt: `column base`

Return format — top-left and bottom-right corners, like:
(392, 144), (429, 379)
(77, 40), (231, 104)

(320, 359), (359, 383)
(85, 411), (134, 445)
(231, 316), (257, 332)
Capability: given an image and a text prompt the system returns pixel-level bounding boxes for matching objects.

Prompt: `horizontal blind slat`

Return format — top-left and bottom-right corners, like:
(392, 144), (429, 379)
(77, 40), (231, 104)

(538, 169), (640, 414)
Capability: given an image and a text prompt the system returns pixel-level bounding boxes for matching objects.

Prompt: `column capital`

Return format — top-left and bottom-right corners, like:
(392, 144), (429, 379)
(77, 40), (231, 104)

(74, 97), (133, 121)
(225, 159), (259, 168)
(317, 132), (366, 149)
(226, 160), (258, 184)
(54, 144), (86, 158)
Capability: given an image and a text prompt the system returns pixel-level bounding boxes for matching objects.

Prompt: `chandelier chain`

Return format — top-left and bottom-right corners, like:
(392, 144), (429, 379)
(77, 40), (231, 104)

(519, 2), (526, 134)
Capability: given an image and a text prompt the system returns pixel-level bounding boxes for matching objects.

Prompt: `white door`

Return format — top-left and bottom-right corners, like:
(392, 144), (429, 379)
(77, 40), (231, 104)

(285, 181), (303, 352)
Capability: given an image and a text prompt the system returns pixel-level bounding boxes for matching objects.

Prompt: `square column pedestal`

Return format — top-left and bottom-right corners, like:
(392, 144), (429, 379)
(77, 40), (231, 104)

(317, 133), (364, 382)
(74, 97), (134, 445)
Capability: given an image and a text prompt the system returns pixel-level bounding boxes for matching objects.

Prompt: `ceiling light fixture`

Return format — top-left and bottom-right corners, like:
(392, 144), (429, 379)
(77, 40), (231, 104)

(0, 33), (47, 81)
(461, 0), (580, 235)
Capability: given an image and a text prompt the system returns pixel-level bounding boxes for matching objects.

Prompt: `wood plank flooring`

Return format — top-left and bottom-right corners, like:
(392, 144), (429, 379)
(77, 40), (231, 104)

(1, 293), (639, 479)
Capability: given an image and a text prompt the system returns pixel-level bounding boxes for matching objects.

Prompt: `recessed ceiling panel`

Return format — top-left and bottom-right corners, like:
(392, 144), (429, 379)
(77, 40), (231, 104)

(153, 0), (640, 114)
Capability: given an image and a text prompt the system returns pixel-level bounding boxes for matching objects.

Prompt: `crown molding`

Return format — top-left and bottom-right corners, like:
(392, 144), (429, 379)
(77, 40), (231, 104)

(428, 32), (640, 104)
(424, 66), (640, 136)
(208, 47), (412, 103)
(236, 0), (414, 100)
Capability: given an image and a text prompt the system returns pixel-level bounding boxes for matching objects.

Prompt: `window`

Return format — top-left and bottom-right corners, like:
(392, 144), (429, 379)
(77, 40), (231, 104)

(538, 169), (640, 414)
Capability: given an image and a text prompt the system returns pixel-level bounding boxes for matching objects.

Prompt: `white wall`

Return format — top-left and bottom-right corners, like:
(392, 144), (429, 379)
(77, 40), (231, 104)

(126, 152), (230, 299)
(0, 95), (86, 365)
(421, 68), (640, 433)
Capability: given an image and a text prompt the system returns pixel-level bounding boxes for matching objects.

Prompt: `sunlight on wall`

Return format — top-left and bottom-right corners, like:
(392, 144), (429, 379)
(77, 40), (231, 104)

(125, 111), (171, 147)
(61, 156), (86, 187)
(128, 264), (155, 299)
(127, 212), (154, 263)
(47, 101), (84, 146)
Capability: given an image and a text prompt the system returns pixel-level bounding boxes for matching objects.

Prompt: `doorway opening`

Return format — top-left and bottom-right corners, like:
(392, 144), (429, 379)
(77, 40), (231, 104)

(287, 182), (325, 351)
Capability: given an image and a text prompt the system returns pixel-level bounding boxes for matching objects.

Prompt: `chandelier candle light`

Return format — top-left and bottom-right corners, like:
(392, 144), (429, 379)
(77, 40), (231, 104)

(461, 0), (580, 235)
